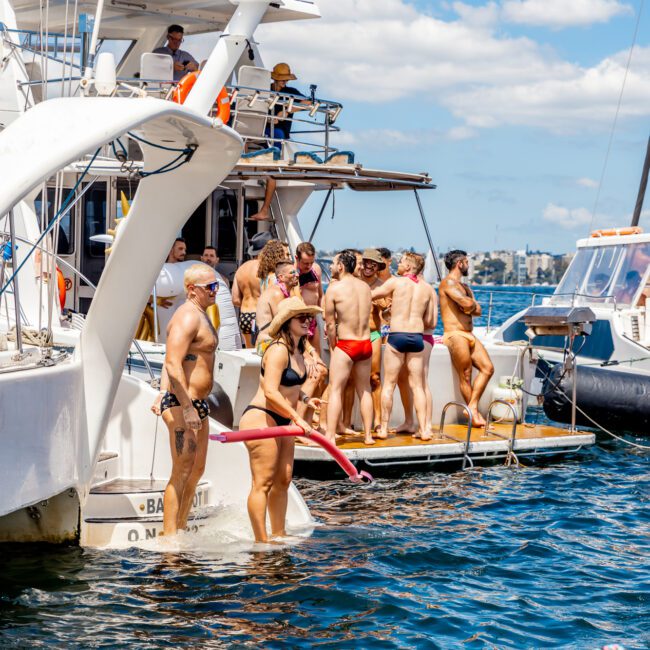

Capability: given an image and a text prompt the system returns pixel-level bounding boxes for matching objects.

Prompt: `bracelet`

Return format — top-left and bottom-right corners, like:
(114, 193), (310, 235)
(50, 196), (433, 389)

(301, 394), (310, 404)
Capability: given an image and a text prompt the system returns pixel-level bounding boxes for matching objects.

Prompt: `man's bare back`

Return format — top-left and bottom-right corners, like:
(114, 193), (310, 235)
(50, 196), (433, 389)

(377, 276), (434, 333)
(326, 275), (372, 341)
(232, 259), (260, 313)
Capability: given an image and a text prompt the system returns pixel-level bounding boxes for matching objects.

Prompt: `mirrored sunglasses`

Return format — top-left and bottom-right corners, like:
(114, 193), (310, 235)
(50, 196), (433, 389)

(195, 281), (219, 292)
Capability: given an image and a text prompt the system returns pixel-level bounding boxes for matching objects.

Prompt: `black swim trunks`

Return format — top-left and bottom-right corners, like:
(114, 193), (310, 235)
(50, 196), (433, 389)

(239, 311), (255, 335)
(160, 391), (210, 420)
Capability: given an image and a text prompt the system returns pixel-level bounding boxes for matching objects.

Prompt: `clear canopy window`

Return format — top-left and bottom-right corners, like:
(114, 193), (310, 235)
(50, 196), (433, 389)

(552, 242), (650, 307)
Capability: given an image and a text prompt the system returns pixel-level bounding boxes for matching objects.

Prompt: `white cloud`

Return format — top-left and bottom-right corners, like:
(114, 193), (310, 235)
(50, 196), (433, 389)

(252, 0), (650, 134)
(577, 177), (599, 188)
(501, 0), (633, 29)
(542, 203), (593, 228)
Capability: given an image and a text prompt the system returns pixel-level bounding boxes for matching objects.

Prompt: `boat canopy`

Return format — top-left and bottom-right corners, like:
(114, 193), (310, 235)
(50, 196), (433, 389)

(11, 0), (319, 38)
(551, 239), (650, 308)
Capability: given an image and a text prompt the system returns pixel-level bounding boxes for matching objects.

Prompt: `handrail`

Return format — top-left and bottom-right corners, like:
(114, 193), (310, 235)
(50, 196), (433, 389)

(3, 232), (156, 382)
(438, 401), (474, 469)
(485, 399), (519, 467)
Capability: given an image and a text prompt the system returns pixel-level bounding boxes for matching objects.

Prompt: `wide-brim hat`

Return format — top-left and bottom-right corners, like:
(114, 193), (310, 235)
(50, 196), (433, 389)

(268, 297), (322, 338)
(362, 248), (386, 270)
(271, 62), (297, 81)
(248, 231), (273, 257)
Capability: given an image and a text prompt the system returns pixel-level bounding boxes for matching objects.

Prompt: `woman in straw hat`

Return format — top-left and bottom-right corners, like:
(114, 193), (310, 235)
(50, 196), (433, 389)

(239, 296), (323, 542)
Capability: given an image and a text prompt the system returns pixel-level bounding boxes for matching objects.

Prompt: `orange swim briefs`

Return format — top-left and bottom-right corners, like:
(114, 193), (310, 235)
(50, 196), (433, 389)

(442, 330), (476, 350)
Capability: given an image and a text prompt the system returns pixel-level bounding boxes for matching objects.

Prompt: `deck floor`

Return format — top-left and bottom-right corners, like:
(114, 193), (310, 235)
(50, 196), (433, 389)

(317, 422), (585, 450)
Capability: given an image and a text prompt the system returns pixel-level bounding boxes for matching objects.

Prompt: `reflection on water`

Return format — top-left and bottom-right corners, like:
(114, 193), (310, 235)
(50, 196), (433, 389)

(1, 439), (648, 648)
(1, 287), (648, 648)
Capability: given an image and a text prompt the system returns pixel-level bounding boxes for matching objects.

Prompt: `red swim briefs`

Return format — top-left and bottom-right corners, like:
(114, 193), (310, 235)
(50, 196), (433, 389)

(336, 339), (372, 362)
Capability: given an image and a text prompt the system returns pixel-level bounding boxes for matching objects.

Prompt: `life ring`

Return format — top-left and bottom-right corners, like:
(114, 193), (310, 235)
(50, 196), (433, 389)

(590, 226), (643, 237)
(172, 72), (230, 122)
(56, 267), (66, 310)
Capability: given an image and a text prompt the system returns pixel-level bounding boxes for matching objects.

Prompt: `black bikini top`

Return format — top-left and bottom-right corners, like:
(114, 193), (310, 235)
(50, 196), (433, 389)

(261, 342), (307, 387)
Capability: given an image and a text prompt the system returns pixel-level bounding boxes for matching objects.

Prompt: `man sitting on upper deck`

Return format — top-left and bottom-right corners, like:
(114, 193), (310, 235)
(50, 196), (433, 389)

(439, 250), (494, 428)
(266, 63), (306, 142)
(153, 24), (199, 82)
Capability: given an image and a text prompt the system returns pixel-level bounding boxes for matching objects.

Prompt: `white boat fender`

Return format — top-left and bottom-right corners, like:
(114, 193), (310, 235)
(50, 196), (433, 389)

(490, 376), (524, 422)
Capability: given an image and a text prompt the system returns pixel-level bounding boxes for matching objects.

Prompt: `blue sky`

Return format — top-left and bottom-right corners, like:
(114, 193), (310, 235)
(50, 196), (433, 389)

(198, 0), (650, 254)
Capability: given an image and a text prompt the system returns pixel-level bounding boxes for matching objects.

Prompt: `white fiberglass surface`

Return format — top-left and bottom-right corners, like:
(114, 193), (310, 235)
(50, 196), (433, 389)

(551, 241), (650, 307)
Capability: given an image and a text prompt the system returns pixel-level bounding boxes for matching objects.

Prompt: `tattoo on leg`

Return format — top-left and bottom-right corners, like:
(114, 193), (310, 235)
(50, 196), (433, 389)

(188, 438), (197, 454)
(175, 428), (185, 455)
(184, 353), (197, 361)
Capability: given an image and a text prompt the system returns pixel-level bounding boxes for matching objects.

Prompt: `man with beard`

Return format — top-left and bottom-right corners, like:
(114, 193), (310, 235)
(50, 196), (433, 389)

(324, 250), (374, 446)
(359, 249), (387, 430)
(294, 242), (324, 355)
(439, 250), (494, 427)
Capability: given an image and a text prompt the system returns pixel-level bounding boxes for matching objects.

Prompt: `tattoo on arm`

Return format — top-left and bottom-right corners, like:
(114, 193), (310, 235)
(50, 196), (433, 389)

(184, 353), (197, 361)
(175, 428), (185, 455)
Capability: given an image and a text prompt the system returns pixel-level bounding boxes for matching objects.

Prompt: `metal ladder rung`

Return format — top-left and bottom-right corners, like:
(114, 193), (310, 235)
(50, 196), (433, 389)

(438, 401), (474, 470)
(485, 399), (520, 466)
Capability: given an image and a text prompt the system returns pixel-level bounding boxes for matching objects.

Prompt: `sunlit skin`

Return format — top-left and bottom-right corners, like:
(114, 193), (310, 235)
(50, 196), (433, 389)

(439, 256), (494, 427)
(151, 267), (218, 536)
(167, 240), (186, 263)
(239, 315), (323, 543)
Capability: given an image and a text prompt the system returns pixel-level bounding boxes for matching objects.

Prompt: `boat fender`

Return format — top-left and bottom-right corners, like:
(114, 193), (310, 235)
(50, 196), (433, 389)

(211, 425), (373, 483)
(543, 364), (650, 433)
(56, 267), (66, 310)
(173, 72), (230, 123)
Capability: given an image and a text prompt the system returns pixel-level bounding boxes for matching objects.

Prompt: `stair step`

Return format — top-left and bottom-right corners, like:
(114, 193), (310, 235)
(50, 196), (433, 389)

(91, 451), (120, 485)
(84, 479), (210, 520)
(80, 513), (209, 548)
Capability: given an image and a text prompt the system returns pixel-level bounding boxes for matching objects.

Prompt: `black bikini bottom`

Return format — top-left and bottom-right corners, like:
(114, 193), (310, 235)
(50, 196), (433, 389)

(242, 404), (291, 427)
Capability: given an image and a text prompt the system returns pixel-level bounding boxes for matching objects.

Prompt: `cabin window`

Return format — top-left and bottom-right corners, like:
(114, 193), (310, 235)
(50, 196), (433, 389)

(96, 39), (135, 71)
(84, 187), (107, 258)
(34, 188), (75, 256)
(612, 242), (650, 306)
(552, 248), (596, 304)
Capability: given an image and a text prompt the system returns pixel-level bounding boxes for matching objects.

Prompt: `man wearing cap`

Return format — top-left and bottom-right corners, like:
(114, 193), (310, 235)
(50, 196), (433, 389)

(232, 232), (273, 348)
(360, 249), (387, 430)
(153, 24), (199, 82)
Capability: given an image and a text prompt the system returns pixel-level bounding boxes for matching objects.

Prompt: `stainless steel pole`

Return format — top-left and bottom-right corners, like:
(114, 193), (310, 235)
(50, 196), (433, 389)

(308, 187), (333, 243)
(413, 189), (443, 281)
(8, 210), (23, 355)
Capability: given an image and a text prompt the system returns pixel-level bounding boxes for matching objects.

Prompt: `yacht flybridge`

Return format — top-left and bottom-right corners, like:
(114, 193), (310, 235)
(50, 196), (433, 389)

(0, 0), (594, 546)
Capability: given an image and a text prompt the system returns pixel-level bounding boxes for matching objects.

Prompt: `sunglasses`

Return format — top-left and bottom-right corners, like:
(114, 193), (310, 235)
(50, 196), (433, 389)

(195, 281), (219, 292)
(294, 314), (313, 323)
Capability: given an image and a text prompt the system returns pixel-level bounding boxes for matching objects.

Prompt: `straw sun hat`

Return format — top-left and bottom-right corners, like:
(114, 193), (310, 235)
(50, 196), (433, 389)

(268, 297), (322, 338)
(271, 62), (297, 81)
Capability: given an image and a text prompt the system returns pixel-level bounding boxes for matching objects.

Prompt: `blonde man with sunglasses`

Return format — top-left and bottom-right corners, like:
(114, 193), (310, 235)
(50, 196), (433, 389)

(151, 264), (219, 536)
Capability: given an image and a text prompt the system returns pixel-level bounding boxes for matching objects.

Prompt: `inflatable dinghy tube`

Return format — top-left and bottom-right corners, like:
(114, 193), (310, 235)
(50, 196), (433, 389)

(210, 426), (373, 483)
(543, 364), (650, 433)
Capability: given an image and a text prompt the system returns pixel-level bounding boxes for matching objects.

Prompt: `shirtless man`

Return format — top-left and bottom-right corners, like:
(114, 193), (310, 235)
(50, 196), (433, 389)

(295, 242), (324, 355)
(371, 252), (435, 440)
(151, 264), (218, 536)
(255, 259), (299, 350)
(359, 249), (386, 429)
(166, 237), (186, 264)
(439, 249), (494, 427)
(232, 235), (272, 347)
(324, 250), (374, 446)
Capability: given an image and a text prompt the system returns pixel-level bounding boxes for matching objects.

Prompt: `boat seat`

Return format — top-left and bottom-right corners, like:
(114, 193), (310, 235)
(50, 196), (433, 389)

(293, 151), (323, 165)
(324, 150), (355, 165)
(140, 53), (173, 83)
(232, 65), (272, 148)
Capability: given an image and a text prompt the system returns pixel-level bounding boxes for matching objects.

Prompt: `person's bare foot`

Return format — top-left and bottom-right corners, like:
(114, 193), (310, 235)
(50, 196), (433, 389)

(363, 434), (375, 445)
(325, 434), (341, 445)
(470, 407), (486, 428)
(337, 427), (357, 436)
(249, 206), (272, 222)
(418, 429), (434, 441)
(396, 421), (416, 434)
(376, 428), (389, 440)
(296, 436), (319, 447)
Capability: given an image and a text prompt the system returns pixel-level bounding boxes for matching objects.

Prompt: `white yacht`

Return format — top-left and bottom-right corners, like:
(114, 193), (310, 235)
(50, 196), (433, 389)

(0, 0), (595, 546)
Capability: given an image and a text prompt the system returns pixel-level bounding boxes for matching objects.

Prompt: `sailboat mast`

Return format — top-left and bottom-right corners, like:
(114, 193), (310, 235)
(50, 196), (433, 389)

(631, 135), (650, 227)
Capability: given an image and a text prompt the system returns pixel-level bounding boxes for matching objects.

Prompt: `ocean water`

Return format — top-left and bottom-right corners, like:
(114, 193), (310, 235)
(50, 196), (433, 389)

(1, 287), (648, 649)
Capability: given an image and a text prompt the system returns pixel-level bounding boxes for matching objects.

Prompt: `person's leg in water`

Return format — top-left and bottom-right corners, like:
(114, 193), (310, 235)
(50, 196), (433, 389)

(468, 338), (494, 427)
(378, 344), (404, 439)
(446, 336), (485, 427)
(325, 345), (354, 444)
(395, 364), (415, 434)
(352, 355), (375, 445)
(268, 437), (295, 537)
(240, 409), (281, 542)
(162, 406), (200, 536)
(249, 177), (277, 222)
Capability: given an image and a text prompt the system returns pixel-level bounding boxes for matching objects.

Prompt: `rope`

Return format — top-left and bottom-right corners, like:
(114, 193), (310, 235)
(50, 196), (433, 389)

(589, 0), (645, 232)
(7, 326), (52, 346)
(0, 147), (100, 299)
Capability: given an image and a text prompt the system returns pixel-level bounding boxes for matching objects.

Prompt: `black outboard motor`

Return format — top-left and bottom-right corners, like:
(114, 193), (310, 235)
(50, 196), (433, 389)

(543, 364), (650, 433)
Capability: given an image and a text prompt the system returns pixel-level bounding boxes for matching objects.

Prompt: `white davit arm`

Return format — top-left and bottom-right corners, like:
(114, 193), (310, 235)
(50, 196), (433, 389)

(184, 0), (271, 116)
